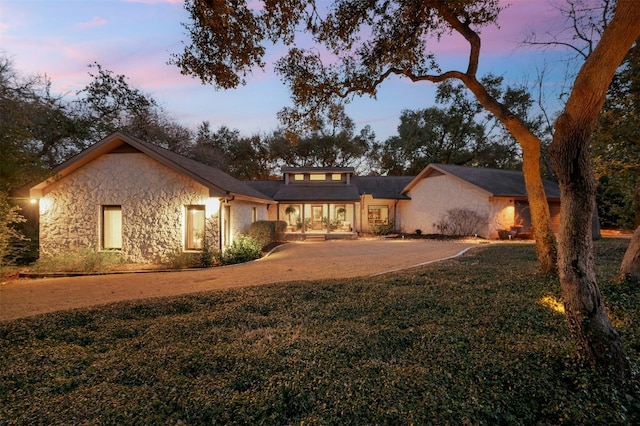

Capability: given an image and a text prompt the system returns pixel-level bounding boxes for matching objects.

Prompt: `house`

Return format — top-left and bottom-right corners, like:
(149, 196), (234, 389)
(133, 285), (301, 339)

(248, 163), (560, 240)
(29, 132), (272, 263)
(29, 132), (562, 264)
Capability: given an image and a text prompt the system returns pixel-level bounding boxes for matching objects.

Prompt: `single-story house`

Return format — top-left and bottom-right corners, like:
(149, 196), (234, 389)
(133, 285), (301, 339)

(29, 132), (562, 263)
(29, 132), (272, 263)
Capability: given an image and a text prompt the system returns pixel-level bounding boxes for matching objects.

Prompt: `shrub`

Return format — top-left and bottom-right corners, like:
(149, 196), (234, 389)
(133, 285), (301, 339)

(200, 242), (215, 268)
(218, 234), (262, 265)
(0, 193), (27, 268)
(163, 242), (217, 269)
(436, 208), (488, 236)
(31, 249), (125, 273)
(373, 220), (395, 236)
(248, 220), (287, 249)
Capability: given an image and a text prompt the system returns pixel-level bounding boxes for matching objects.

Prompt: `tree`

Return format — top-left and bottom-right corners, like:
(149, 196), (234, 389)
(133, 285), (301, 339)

(379, 107), (483, 175)
(592, 40), (640, 230)
(378, 74), (542, 175)
(548, 0), (640, 381)
(76, 63), (193, 154)
(0, 192), (26, 268)
(619, 225), (640, 280)
(269, 104), (375, 172)
(0, 55), (81, 189)
(172, 0), (558, 273)
(190, 122), (275, 179)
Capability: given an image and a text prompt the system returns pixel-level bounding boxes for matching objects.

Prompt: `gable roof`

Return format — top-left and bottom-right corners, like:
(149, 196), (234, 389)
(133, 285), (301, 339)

(402, 164), (560, 200)
(30, 131), (272, 203)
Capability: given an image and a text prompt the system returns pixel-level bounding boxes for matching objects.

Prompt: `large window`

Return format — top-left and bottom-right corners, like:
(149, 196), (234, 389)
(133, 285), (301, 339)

(186, 205), (206, 250)
(368, 206), (389, 225)
(102, 205), (122, 250)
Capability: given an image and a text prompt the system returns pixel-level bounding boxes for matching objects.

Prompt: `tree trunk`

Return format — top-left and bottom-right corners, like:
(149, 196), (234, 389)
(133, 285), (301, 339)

(619, 225), (640, 280)
(464, 77), (557, 273)
(548, 0), (640, 382)
(521, 141), (558, 273)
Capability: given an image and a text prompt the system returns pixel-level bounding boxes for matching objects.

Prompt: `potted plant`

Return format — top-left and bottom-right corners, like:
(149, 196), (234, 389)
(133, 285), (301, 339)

(285, 205), (297, 225)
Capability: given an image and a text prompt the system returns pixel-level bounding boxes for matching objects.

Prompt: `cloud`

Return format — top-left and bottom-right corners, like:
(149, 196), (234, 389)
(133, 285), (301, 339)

(75, 16), (108, 30)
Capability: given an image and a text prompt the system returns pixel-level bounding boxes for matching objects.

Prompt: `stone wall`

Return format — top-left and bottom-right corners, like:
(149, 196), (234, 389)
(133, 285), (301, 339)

(39, 152), (216, 263)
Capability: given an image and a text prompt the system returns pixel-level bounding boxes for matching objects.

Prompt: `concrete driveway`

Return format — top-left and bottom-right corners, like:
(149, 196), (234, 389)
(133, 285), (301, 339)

(0, 239), (475, 321)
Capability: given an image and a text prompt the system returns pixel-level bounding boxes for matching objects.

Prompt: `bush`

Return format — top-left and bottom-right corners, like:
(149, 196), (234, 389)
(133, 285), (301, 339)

(0, 193), (27, 268)
(163, 243), (217, 269)
(248, 220), (286, 249)
(218, 234), (262, 265)
(31, 249), (125, 273)
(373, 220), (395, 236)
(436, 208), (488, 236)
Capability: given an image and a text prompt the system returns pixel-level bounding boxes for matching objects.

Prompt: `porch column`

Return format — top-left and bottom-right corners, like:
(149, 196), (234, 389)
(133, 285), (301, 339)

(326, 203), (331, 234)
(352, 202), (357, 234)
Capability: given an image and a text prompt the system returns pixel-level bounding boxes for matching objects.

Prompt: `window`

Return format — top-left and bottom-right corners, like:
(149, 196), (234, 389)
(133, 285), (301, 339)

(185, 205), (206, 250)
(309, 173), (326, 181)
(294, 174), (304, 181)
(331, 173), (342, 181)
(252, 207), (258, 222)
(102, 205), (122, 250)
(368, 206), (389, 225)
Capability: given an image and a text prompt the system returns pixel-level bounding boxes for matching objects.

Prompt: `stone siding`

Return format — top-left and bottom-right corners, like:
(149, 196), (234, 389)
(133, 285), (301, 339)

(39, 153), (216, 263)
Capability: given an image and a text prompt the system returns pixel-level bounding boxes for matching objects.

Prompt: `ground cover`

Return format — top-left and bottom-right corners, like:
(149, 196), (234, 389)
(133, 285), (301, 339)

(0, 240), (638, 424)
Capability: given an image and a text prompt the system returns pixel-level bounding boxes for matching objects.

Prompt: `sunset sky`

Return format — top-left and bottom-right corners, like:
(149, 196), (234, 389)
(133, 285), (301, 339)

(1, 0), (574, 141)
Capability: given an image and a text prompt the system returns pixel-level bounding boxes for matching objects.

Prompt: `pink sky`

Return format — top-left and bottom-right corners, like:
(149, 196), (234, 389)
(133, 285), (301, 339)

(0, 0), (573, 141)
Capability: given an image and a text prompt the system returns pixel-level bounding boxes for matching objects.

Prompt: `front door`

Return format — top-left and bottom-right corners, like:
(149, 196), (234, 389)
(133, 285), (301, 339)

(311, 205), (324, 230)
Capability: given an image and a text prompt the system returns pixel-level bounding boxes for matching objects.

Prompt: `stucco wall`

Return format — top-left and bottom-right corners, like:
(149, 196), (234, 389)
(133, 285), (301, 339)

(39, 152), (217, 263)
(400, 173), (513, 238)
(223, 200), (269, 247)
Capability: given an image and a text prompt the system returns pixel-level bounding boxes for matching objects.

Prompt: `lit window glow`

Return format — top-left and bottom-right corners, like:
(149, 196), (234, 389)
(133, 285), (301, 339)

(186, 205), (206, 250)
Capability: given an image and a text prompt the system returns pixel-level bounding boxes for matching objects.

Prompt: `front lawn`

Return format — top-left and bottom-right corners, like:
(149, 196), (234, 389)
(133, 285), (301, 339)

(1, 240), (638, 424)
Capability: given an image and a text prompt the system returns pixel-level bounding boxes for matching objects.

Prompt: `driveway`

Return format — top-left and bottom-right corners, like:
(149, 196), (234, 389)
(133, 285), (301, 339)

(0, 240), (475, 321)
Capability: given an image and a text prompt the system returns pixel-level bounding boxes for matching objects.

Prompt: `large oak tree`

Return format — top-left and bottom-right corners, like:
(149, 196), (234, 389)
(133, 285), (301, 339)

(548, 0), (640, 381)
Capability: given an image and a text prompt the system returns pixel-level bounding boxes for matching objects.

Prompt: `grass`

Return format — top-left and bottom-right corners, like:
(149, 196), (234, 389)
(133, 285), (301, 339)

(1, 239), (638, 425)
(29, 249), (126, 273)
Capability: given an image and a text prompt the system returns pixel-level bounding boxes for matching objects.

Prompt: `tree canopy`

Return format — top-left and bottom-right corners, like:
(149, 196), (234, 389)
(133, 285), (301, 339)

(592, 39), (640, 230)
